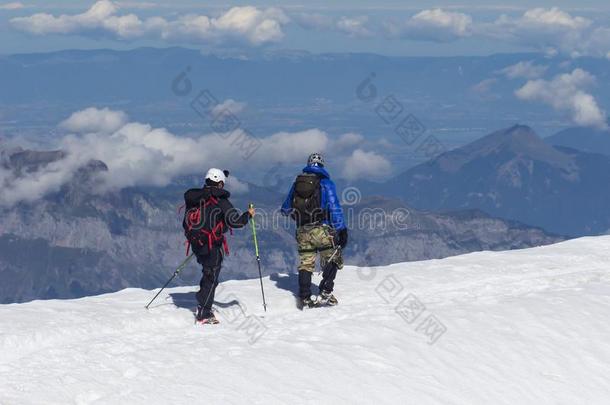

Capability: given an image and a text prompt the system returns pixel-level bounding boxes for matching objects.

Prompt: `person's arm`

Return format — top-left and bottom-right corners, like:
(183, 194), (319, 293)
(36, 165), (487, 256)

(323, 179), (346, 231)
(323, 180), (348, 248)
(218, 198), (251, 229)
(280, 183), (295, 216)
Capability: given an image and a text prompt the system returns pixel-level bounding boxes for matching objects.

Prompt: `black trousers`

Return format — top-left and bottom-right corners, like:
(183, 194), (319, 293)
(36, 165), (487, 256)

(298, 262), (339, 299)
(195, 245), (224, 316)
(319, 262), (338, 293)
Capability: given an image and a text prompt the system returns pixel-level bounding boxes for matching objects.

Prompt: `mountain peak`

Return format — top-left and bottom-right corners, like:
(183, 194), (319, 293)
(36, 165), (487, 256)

(385, 124), (610, 235)
(464, 124), (538, 154)
(504, 123), (533, 133)
(437, 125), (574, 174)
(4, 148), (66, 174)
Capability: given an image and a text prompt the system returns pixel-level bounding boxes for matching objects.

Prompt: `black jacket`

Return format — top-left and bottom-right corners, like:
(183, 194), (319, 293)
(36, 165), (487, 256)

(183, 186), (250, 230)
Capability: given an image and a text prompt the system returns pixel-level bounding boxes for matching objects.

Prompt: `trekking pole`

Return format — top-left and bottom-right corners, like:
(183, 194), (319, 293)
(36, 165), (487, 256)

(145, 253), (195, 309)
(249, 203), (267, 312)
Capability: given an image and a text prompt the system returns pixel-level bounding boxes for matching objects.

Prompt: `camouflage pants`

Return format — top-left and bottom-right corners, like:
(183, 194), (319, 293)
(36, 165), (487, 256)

(296, 224), (343, 273)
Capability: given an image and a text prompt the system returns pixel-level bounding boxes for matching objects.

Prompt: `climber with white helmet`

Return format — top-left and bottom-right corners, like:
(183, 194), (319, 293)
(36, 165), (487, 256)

(182, 168), (254, 324)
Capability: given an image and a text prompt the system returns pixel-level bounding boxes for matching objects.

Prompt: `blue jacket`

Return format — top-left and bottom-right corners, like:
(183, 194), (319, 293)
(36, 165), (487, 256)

(281, 164), (346, 230)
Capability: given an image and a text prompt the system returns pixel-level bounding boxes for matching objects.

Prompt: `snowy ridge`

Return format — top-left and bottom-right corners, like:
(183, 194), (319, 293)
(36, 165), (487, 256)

(2, 237), (610, 404)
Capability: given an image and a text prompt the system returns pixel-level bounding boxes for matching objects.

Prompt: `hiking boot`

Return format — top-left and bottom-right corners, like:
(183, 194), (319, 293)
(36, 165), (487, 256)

(298, 295), (318, 310)
(198, 314), (220, 325)
(195, 305), (219, 324)
(318, 291), (338, 306)
(195, 305), (205, 321)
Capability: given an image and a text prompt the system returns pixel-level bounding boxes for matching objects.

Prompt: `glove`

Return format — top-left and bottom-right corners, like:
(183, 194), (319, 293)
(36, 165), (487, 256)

(334, 228), (348, 249)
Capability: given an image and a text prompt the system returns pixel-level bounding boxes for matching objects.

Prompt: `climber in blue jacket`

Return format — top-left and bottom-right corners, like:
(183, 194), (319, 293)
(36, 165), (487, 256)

(281, 153), (348, 309)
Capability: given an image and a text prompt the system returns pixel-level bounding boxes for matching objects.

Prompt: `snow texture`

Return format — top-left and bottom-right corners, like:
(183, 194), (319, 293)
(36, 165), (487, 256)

(1, 236), (610, 404)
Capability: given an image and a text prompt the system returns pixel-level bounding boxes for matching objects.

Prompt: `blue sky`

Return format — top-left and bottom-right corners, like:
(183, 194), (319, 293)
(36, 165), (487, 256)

(1, 1), (609, 57)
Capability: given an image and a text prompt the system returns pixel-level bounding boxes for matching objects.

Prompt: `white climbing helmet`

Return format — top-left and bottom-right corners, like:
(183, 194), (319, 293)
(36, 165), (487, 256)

(205, 168), (227, 184)
(307, 152), (325, 166)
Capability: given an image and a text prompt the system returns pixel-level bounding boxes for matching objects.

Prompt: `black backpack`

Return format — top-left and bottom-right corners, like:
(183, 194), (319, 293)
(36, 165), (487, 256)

(182, 194), (229, 255)
(291, 173), (325, 226)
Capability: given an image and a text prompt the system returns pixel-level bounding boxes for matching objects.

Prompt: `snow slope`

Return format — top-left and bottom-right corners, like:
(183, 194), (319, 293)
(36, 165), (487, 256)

(2, 236), (610, 404)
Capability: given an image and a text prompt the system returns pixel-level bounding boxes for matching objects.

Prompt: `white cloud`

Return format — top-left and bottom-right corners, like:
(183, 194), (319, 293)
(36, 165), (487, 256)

(483, 8), (609, 57)
(333, 132), (365, 151)
(11, 1), (110, 34)
(377, 138), (395, 149)
(10, 0), (140, 36)
(10, 4), (610, 56)
(336, 16), (371, 38)
(71, 119), (326, 190)
(471, 78), (497, 94)
(0, 108), (332, 206)
(161, 6), (289, 45)
(60, 107), (128, 134)
(341, 149), (391, 181)
(386, 8), (472, 42)
(11, 1), (289, 46)
(0, 2), (24, 10)
(2, 108), (398, 204)
(253, 129), (329, 166)
(211, 99), (246, 117)
(584, 26), (610, 58)
(518, 7), (590, 30)
(225, 175), (249, 195)
(485, 7), (591, 44)
(498, 61), (548, 79)
(515, 69), (608, 129)
(0, 155), (84, 207)
(294, 13), (373, 38)
(376, 7), (608, 57)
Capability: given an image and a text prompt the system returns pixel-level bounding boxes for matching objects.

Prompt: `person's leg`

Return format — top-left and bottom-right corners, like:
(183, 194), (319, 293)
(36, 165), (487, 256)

(318, 227), (344, 294)
(319, 262), (338, 293)
(298, 270), (312, 299)
(196, 247), (223, 317)
(296, 226), (316, 299)
(195, 253), (210, 308)
(319, 249), (344, 293)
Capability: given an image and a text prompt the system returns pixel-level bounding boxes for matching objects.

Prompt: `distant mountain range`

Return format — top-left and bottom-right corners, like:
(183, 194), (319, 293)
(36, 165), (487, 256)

(1, 47), (608, 105)
(382, 125), (610, 236)
(0, 47), (543, 104)
(545, 126), (610, 157)
(0, 147), (561, 303)
(2, 47), (610, 143)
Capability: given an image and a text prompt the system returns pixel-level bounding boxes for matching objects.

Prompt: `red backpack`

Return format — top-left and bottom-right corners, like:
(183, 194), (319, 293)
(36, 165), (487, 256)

(182, 196), (231, 256)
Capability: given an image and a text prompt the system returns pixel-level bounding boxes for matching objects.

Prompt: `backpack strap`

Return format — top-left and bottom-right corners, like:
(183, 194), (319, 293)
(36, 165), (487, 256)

(204, 196), (218, 207)
(182, 195), (230, 256)
(196, 218), (230, 255)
